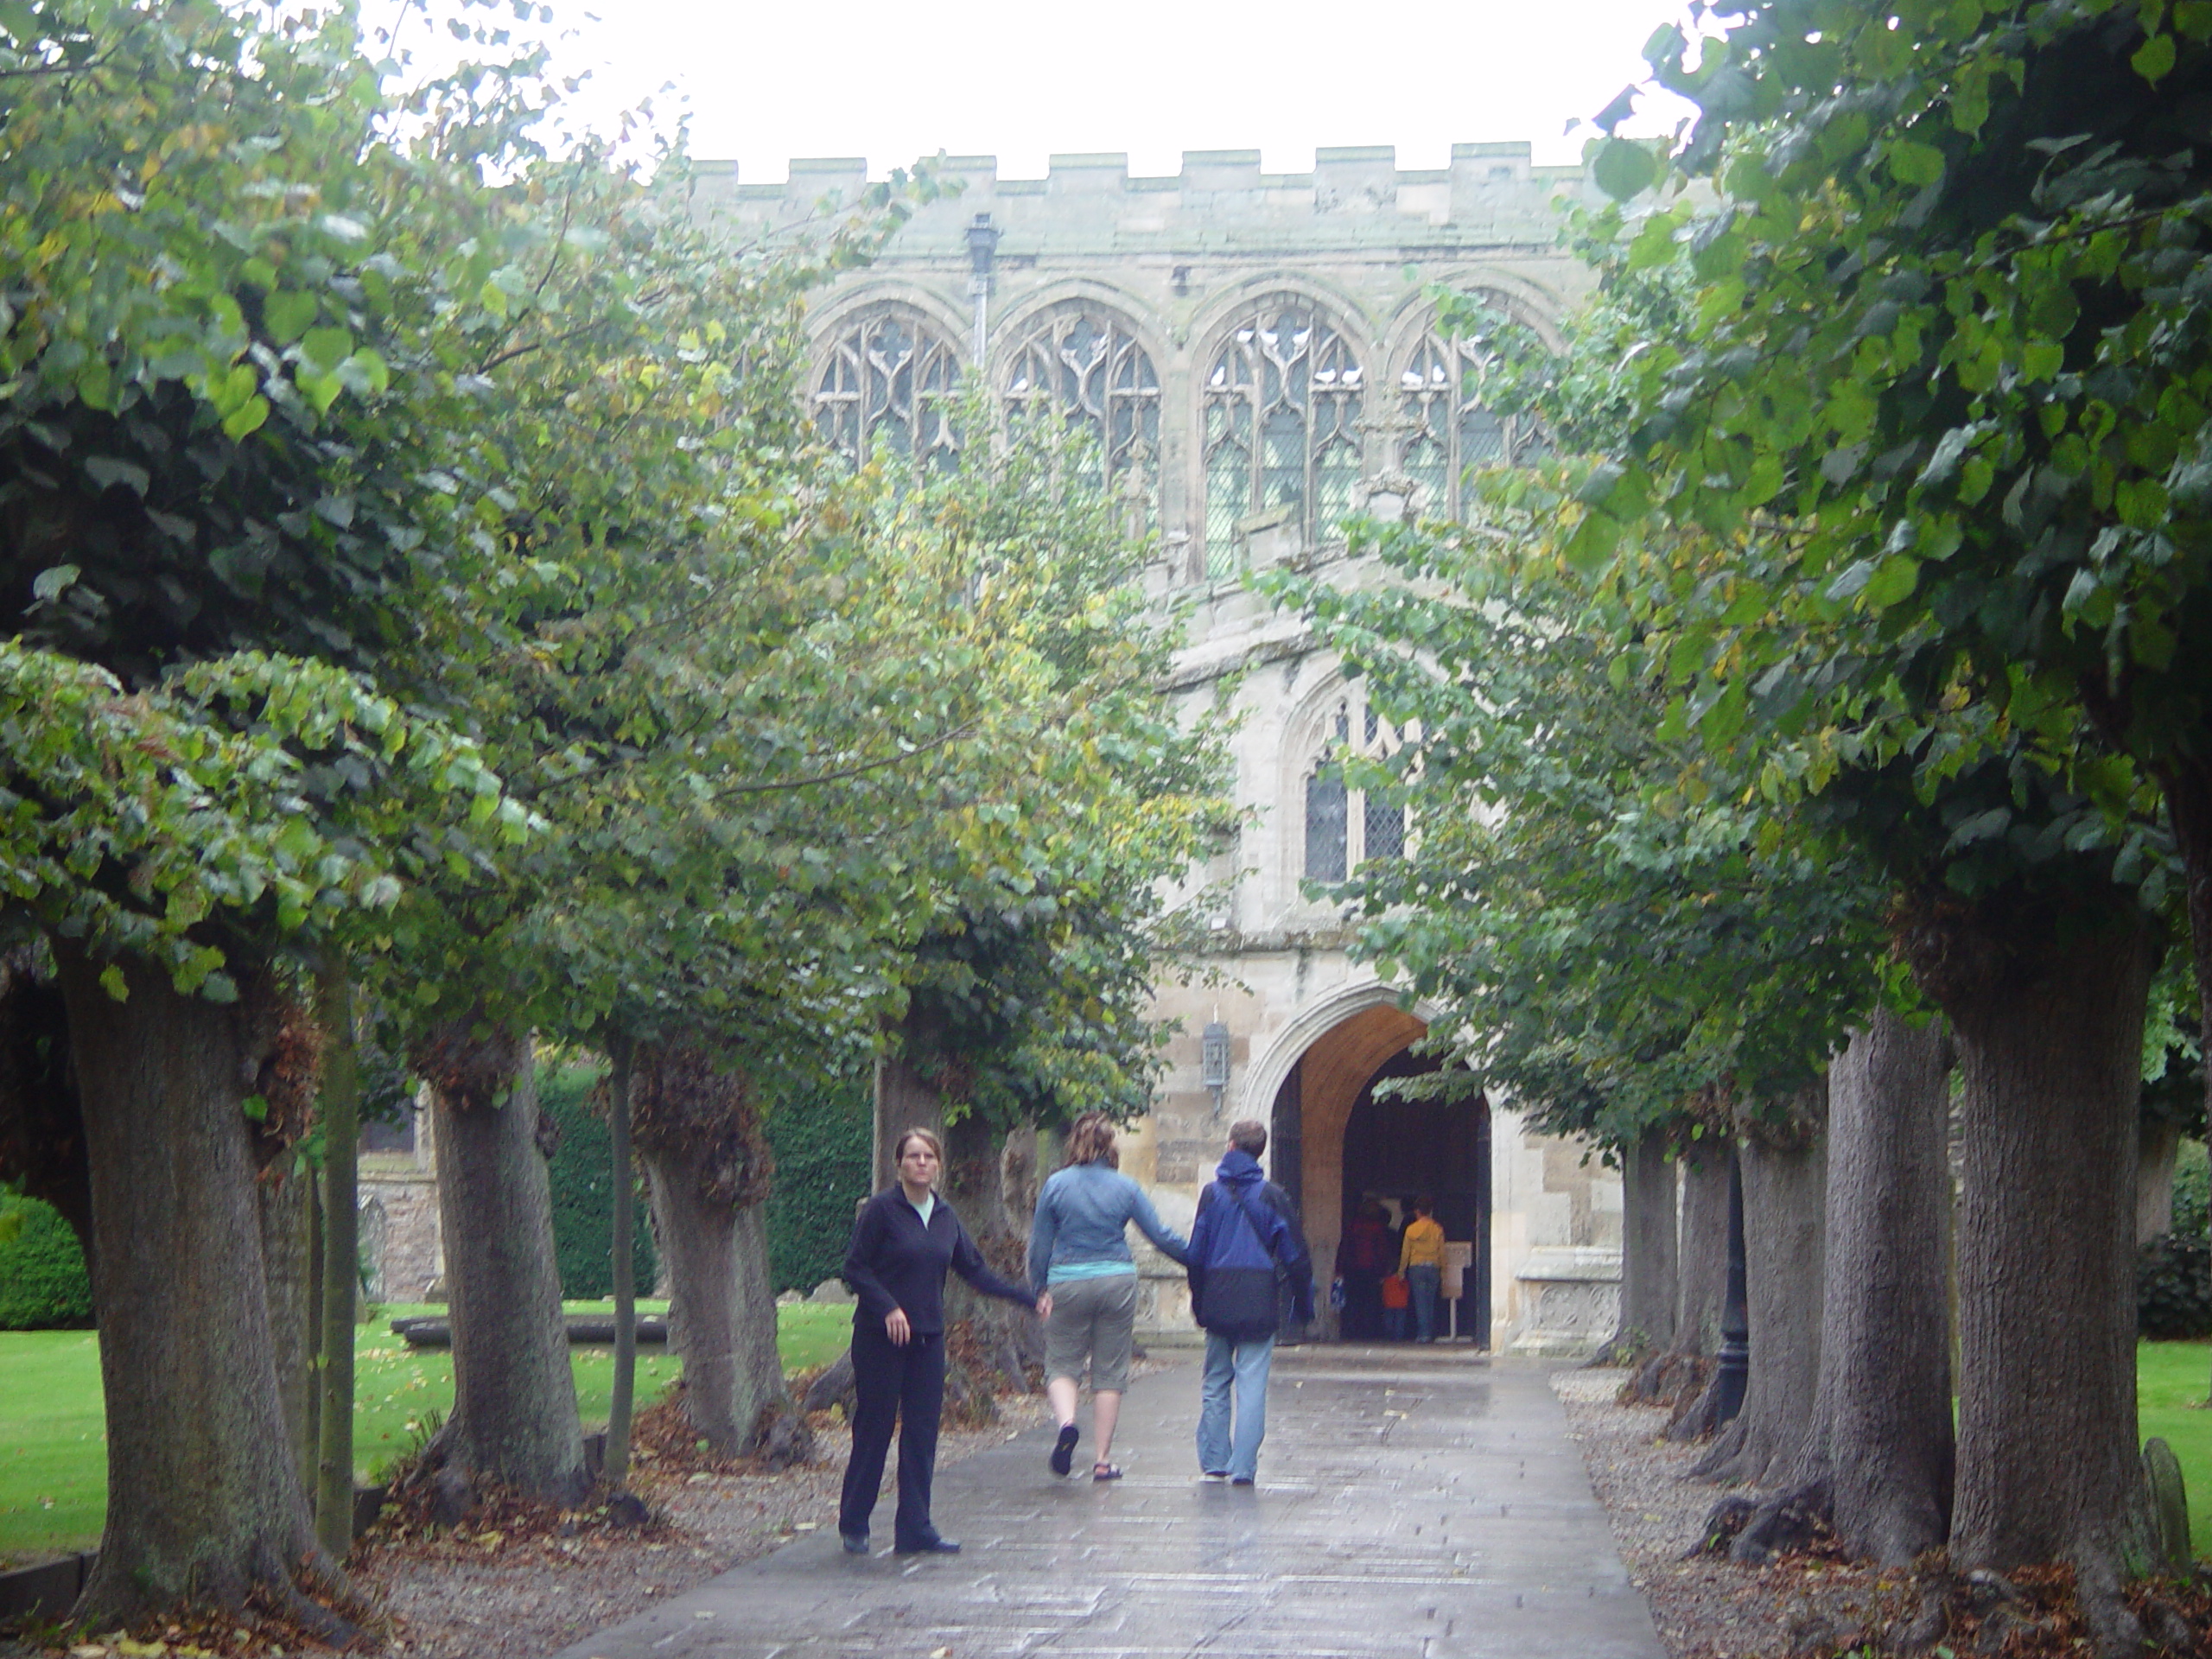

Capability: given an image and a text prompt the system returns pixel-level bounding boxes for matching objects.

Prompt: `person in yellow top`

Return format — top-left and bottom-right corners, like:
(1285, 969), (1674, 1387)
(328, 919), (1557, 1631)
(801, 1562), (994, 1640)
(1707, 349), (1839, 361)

(1398, 1197), (1446, 1344)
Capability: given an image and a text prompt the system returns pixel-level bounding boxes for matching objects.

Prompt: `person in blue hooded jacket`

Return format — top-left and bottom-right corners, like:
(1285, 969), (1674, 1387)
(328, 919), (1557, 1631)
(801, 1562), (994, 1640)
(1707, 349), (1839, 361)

(1184, 1118), (1313, 1485)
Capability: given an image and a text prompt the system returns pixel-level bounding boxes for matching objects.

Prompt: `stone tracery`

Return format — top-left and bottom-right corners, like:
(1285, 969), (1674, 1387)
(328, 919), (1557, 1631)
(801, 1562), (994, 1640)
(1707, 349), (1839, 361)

(1395, 315), (1541, 520)
(812, 307), (963, 469)
(1002, 308), (1161, 525)
(1202, 300), (1364, 575)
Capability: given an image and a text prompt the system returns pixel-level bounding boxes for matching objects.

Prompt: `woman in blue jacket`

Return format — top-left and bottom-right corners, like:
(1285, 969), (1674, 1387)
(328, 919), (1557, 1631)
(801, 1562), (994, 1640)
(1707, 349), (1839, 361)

(839, 1127), (1038, 1555)
(1026, 1112), (1191, 1480)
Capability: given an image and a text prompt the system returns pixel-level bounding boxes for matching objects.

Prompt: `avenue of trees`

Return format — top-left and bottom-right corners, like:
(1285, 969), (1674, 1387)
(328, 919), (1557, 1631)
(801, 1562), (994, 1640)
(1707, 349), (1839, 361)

(0, 0), (1226, 1637)
(1278, 0), (2212, 1651)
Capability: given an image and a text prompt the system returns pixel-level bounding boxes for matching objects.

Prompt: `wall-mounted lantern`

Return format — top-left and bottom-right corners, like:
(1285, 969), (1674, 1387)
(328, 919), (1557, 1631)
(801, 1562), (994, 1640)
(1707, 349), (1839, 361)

(1201, 1020), (1232, 1116)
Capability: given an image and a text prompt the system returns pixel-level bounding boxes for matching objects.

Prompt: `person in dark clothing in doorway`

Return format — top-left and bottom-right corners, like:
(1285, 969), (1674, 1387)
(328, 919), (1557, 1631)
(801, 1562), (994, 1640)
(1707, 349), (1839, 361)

(838, 1127), (1039, 1556)
(1185, 1119), (1313, 1485)
(1340, 1198), (1395, 1339)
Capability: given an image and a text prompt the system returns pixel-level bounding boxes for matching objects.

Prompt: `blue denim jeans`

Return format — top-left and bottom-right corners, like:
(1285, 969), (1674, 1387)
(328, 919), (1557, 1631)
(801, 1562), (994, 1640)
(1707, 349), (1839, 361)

(1408, 1263), (1441, 1343)
(1197, 1331), (1274, 1481)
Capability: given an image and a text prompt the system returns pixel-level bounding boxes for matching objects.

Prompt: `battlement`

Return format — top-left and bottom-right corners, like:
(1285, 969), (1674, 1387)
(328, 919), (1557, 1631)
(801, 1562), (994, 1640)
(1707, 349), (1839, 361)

(688, 143), (1591, 254)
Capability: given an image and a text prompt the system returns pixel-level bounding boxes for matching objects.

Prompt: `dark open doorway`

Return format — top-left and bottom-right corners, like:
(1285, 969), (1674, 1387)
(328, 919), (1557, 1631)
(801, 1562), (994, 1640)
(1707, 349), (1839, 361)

(1338, 1046), (1491, 1344)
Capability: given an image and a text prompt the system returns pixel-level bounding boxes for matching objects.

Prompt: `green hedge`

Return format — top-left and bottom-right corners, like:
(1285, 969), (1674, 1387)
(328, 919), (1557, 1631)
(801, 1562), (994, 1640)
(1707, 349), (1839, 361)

(0, 1194), (94, 1330)
(764, 1067), (872, 1294)
(2139, 1147), (2211, 1340)
(541, 1059), (658, 1301)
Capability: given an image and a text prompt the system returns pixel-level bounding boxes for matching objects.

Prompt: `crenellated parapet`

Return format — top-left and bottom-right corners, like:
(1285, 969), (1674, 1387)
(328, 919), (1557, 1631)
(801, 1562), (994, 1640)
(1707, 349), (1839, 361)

(690, 143), (1592, 255)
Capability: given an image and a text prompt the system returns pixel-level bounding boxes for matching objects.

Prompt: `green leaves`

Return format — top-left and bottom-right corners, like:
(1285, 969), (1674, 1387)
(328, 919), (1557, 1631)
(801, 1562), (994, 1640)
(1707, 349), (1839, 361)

(1591, 137), (1661, 201)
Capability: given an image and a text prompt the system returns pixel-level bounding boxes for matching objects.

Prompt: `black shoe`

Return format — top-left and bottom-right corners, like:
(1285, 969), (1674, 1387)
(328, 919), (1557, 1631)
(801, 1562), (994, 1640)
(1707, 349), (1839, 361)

(840, 1530), (869, 1554)
(894, 1535), (961, 1554)
(1050, 1422), (1079, 1477)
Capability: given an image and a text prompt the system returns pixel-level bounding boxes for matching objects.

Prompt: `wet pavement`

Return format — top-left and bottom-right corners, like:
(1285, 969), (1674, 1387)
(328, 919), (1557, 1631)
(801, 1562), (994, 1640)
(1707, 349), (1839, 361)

(544, 1345), (1663, 1659)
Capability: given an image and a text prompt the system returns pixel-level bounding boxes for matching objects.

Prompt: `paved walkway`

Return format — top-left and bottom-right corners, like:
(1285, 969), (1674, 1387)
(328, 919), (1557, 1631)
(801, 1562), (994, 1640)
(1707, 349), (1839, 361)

(547, 1346), (1663, 1659)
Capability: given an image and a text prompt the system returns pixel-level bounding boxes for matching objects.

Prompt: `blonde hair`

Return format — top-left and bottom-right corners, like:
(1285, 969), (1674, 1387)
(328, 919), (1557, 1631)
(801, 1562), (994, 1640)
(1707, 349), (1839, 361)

(893, 1127), (944, 1167)
(1063, 1111), (1120, 1169)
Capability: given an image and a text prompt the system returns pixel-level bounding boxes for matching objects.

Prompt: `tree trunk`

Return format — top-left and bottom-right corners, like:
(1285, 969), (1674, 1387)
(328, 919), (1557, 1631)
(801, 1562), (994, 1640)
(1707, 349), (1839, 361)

(1675, 1141), (1731, 1357)
(313, 959), (359, 1558)
(1693, 1086), (1827, 1488)
(427, 1033), (588, 1504)
(1598, 1125), (1677, 1363)
(873, 1050), (944, 1193)
(1819, 1009), (1955, 1563)
(2137, 1114), (2182, 1244)
(257, 1160), (317, 1493)
(645, 1153), (788, 1456)
(54, 945), (352, 1635)
(943, 1111), (1037, 1394)
(605, 1036), (637, 1488)
(1726, 1011), (1955, 1567)
(632, 1043), (794, 1461)
(1935, 887), (2152, 1650)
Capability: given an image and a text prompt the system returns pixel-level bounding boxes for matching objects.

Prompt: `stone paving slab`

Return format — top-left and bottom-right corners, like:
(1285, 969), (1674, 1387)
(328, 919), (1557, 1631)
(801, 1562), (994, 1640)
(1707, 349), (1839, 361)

(545, 1349), (1662, 1659)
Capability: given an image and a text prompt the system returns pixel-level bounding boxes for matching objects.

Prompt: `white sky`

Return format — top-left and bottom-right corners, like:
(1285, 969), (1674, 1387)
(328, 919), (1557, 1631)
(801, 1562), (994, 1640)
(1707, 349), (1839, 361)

(393, 0), (1700, 182)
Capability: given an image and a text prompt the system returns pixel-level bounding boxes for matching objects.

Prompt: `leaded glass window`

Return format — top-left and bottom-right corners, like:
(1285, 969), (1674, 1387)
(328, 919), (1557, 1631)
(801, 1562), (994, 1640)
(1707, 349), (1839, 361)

(1396, 325), (1541, 519)
(1301, 691), (1407, 887)
(1003, 310), (1160, 527)
(1306, 766), (1348, 885)
(813, 309), (963, 470)
(1202, 302), (1364, 577)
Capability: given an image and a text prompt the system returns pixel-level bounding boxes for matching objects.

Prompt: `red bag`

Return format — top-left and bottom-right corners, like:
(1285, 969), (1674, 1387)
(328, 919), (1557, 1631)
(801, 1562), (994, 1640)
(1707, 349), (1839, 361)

(1380, 1273), (1410, 1310)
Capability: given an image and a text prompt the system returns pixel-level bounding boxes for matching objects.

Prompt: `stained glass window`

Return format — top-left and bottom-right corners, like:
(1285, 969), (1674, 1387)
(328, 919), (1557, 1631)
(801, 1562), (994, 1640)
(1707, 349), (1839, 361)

(1003, 310), (1160, 527)
(1202, 301), (1364, 576)
(813, 309), (964, 470)
(1396, 323), (1541, 519)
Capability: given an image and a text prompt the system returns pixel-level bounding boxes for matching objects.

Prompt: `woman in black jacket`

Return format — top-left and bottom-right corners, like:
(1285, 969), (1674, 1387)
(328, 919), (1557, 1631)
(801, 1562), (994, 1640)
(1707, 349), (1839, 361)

(838, 1126), (1039, 1555)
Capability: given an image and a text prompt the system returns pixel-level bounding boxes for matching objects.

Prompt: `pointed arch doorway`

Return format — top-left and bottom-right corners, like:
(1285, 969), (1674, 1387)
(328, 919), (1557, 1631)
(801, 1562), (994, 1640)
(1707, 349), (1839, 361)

(1263, 999), (1491, 1346)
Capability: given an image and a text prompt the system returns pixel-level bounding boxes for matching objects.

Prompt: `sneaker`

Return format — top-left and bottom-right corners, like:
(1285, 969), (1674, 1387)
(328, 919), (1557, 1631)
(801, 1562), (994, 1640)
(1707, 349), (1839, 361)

(840, 1530), (869, 1554)
(1200, 1471), (1230, 1483)
(1230, 1476), (1255, 1487)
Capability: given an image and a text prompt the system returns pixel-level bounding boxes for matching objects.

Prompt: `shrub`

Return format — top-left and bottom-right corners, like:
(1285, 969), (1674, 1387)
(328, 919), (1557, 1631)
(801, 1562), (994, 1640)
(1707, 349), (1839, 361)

(764, 1067), (872, 1294)
(0, 1193), (94, 1329)
(541, 1058), (658, 1300)
(2139, 1147), (2212, 1340)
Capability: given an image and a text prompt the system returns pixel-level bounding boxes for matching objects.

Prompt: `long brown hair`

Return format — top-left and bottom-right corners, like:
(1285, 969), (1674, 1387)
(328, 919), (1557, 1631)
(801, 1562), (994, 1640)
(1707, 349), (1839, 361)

(1063, 1111), (1120, 1169)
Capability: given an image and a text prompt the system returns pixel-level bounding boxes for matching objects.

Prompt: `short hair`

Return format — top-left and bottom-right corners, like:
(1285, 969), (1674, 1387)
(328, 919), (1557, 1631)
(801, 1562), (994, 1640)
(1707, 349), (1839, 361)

(1228, 1119), (1268, 1157)
(1064, 1111), (1120, 1168)
(1414, 1193), (1435, 1215)
(893, 1127), (944, 1166)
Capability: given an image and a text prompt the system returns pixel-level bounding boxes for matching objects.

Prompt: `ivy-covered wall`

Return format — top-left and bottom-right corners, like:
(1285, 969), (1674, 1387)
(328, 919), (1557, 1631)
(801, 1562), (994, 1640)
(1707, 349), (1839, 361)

(764, 1066), (872, 1294)
(540, 1054), (872, 1300)
(0, 1192), (94, 1329)
(542, 1058), (658, 1301)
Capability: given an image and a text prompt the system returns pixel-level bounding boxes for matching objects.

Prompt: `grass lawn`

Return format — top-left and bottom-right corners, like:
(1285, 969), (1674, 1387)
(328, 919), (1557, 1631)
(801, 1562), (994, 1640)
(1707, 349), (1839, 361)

(2138, 1339), (2212, 1556)
(0, 1300), (855, 1567)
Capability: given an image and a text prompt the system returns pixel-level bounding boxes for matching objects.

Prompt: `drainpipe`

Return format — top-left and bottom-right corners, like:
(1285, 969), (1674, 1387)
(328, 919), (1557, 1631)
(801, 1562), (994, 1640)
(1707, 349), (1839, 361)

(965, 213), (999, 363)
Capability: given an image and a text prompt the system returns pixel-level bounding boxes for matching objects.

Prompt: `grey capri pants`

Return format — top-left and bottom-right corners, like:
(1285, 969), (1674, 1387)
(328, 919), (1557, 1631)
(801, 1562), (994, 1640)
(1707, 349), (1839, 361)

(1043, 1272), (1141, 1393)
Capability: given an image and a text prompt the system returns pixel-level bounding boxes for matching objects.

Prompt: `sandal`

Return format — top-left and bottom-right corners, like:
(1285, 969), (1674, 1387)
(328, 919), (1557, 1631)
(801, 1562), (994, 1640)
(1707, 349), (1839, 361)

(1050, 1423), (1079, 1477)
(1092, 1462), (1123, 1482)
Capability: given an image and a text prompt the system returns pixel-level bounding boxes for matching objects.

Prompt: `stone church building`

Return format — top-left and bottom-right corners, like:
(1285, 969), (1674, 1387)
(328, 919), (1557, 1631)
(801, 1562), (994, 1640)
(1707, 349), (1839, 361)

(363, 143), (1627, 1355)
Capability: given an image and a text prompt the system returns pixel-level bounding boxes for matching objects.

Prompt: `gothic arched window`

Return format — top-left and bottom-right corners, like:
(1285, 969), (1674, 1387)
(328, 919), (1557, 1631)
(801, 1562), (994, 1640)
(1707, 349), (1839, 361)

(812, 308), (964, 470)
(1396, 321), (1541, 519)
(1003, 309), (1161, 529)
(1203, 301), (1364, 577)
(1303, 692), (1406, 887)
